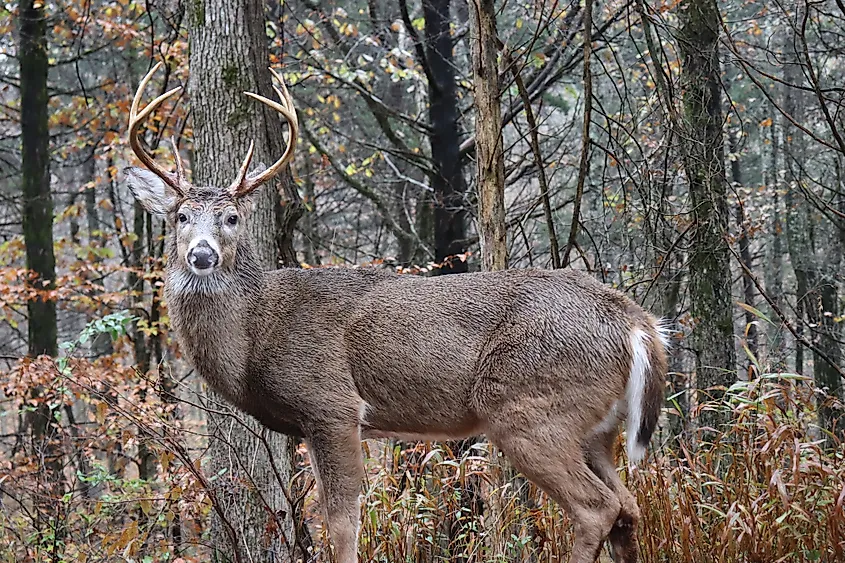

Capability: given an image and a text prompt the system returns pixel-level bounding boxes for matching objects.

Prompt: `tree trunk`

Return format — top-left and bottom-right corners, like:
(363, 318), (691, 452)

(130, 199), (150, 375)
(468, 0), (507, 271)
(20, 0), (65, 549)
(20, 0), (57, 358)
(425, 0), (468, 274)
(189, 1), (301, 560)
(678, 0), (736, 427)
(782, 20), (843, 440)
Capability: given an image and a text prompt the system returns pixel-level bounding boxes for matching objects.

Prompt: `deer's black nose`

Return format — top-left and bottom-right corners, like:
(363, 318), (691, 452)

(188, 240), (218, 271)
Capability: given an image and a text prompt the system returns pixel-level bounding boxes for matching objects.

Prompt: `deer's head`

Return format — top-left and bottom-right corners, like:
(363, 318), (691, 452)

(124, 62), (297, 277)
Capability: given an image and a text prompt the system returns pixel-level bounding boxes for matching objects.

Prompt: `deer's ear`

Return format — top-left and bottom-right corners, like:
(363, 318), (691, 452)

(124, 167), (179, 215)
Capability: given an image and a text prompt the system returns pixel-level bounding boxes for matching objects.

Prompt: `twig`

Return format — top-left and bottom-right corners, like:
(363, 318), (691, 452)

(562, 0), (592, 266)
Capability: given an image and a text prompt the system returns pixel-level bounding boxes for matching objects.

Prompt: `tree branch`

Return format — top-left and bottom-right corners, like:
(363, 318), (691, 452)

(562, 0), (592, 267)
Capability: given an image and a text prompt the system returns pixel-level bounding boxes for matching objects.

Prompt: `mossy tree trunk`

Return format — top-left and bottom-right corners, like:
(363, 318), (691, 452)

(189, 1), (303, 561)
(19, 0), (65, 548)
(678, 0), (736, 430)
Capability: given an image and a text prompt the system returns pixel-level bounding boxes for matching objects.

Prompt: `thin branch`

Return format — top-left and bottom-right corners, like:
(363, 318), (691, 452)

(797, 5), (845, 157)
(398, 0), (437, 92)
(303, 125), (428, 254)
(506, 49), (561, 268)
(562, 0), (592, 267)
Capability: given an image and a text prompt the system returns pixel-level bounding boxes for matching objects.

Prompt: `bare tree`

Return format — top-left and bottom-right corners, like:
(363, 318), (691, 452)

(469, 0), (507, 271)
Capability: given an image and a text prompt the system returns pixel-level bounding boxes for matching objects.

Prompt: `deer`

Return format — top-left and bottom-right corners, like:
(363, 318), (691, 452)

(124, 62), (668, 563)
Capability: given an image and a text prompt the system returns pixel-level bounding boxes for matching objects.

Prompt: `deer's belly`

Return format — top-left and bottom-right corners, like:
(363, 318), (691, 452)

(245, 403), (306, 438)
(359, 415), (483, 442)
(352, 361), (480, 439)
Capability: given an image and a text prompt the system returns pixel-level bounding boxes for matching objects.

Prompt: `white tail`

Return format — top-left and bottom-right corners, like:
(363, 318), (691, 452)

(627, 328), (653, 462)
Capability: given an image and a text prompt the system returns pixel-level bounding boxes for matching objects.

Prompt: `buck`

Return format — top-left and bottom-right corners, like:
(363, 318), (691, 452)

(125, 62), (668, 563)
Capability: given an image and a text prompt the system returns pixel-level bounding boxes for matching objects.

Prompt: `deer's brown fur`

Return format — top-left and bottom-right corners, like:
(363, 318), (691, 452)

(126, 65), (668, 563)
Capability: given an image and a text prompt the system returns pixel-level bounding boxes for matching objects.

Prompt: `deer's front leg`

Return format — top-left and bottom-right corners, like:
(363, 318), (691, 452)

(306, 424), (364, 563)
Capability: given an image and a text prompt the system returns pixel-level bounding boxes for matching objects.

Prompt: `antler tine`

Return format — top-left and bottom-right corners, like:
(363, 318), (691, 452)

(130, 61), (163, 118)
(269, 67), (298, 129)
(170, 135), (186, 183)
(229, 141), (256, 195)
(128, 62), (187, 194)
(229, 68), (299, 197)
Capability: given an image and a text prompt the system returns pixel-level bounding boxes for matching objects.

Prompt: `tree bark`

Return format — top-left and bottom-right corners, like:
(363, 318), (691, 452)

(678, 0), (736, 426)
(425, 0), (468, 274)
(20, 0), (57, 358)
(468, 0), (507, 271)
(189, 1), (300, 560)
(782, 21), (843, 440)
(20, 0), (65, 548)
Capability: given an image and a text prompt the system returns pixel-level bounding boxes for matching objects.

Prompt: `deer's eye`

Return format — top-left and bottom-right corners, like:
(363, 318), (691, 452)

(177, 213), (188, 224)
(226, 215), (238, 226)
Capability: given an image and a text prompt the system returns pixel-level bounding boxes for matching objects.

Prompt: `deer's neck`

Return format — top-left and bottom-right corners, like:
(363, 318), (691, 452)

(165, 240), (263, 404)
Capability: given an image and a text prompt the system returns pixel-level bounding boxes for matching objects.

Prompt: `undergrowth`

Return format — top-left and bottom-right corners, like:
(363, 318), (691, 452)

(310, 373), (844, 562)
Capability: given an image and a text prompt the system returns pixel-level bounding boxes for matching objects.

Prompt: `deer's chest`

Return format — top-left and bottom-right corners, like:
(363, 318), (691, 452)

(171, 299), (250, 404)
(175, 314), (306, 437)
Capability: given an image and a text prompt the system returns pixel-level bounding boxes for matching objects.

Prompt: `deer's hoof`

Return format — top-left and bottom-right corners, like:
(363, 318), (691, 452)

(607, 513), (639, 563)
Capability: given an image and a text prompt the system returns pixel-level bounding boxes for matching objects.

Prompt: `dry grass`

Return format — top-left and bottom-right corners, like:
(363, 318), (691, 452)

(321, 373), (845, 563)
(637, 374), (844, 563)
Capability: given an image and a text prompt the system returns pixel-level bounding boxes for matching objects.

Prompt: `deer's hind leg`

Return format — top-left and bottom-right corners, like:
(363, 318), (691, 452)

(306, 423), (364, 563)
(585, 426), (640, 563)
(485, 402), (622, 563)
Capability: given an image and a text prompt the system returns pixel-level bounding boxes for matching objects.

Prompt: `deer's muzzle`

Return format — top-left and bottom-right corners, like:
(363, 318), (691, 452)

(187, 239), (219, 275)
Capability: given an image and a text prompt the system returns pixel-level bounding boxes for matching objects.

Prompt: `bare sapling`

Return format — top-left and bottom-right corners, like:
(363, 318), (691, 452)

(124, 62), (668, 563)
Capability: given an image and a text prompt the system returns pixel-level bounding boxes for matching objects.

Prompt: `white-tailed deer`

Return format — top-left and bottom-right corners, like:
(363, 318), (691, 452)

(125, 62), (668, 563)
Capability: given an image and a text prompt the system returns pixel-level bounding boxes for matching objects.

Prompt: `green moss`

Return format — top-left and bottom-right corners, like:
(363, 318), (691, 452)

(221, 65), (240, 88)
(192, 0), (204, 26)
(221, 65), (247, 127)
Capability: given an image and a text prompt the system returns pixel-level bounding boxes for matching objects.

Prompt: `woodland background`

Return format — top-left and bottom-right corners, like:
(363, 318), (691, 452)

(1, 0), (844, 561)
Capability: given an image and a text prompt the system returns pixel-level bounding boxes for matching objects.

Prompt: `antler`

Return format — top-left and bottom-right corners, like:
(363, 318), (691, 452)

(229, 68), (299, 197)
(128, 61), (189, 195)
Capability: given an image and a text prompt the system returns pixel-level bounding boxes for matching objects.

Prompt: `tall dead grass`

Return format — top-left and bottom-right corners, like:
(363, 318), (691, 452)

(336, 373), (844, 562)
